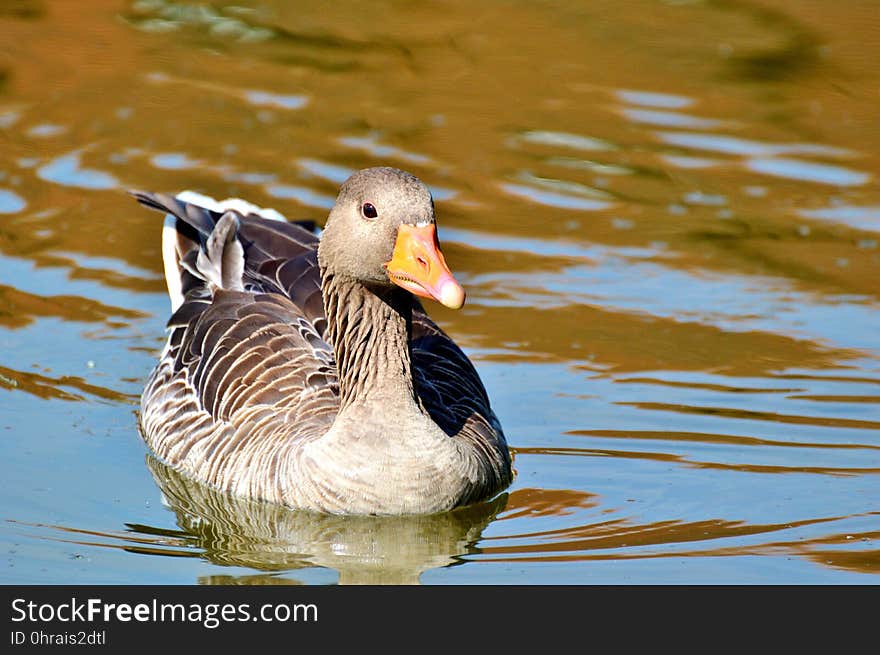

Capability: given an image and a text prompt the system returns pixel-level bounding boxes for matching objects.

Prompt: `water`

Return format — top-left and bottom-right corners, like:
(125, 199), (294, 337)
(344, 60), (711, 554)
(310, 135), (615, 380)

(1, 0), (878, 584)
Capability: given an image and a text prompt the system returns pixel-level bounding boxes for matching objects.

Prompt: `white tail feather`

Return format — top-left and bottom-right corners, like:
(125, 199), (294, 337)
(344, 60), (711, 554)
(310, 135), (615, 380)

(161, 214), (184, 312)
(175, 190), (288, 222)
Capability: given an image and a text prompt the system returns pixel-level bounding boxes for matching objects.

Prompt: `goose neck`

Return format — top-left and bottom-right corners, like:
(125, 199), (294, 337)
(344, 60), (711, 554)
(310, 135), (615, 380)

(321, 271), (418, 411)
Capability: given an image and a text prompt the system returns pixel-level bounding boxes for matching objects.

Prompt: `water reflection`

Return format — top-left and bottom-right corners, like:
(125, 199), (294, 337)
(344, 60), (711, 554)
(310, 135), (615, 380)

(511, 130), (618, 153)
(798, 206), (880, 232)
(500, 182), (614, 212)
(618, 108), (728, 130)
(654, 131), (854, 159)
(36, 150), (120, 190)
(485, 506), (880, 575)
(144, 458), (508, 585)
(337, 135), (433, 166)
(745, 157), (870, 187)
(0, 188), (26, 213)
(122, 1), (276, 43)
(615, 89), (693, 109)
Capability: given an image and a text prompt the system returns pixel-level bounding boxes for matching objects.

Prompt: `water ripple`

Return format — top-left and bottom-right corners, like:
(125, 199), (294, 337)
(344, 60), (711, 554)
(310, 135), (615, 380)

(499, 183), (614, 211)
(615, 89), (694, 109)
(655, 131), (854, 158)
(746, 157), (870, 187)
(149, 152), (201, 170)
(0, 364), (132, 403)
(242, 90), (308, 110)
(513, 130), (617, 152)
(36, 150), (119, 190)
(264, 184), (335, 210)
(25, 123), (67, 138)
(337, 135), (432, 165)
(620, 108), (727, 130)
(798, 206), (880, 232)
(0, 188), (26, 214)
(616, 401), (880, 431)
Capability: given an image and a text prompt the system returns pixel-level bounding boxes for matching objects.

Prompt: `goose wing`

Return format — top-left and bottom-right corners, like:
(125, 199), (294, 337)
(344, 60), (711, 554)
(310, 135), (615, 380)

(134, 192), (339, 447)
(411, 308), (508, 480)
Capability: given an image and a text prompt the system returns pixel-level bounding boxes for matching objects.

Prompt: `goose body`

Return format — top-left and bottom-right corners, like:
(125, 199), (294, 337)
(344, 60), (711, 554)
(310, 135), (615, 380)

(135, 167), (512, 515)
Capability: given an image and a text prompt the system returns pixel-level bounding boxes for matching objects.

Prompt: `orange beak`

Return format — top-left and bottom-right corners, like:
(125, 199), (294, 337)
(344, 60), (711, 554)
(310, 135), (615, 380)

(384, 223), (466, 309)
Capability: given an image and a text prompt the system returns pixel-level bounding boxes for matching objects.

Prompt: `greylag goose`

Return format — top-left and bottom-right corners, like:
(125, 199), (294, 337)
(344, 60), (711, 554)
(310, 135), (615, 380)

(133, 167), (513, 515)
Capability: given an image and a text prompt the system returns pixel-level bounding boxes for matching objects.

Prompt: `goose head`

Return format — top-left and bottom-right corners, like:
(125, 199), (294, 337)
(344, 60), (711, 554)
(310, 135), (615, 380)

(317, 167), (465, 309)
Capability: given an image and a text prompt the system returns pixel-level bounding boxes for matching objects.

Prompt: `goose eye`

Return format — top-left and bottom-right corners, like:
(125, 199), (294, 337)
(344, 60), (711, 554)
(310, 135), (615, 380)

(361, 202), (378, 220)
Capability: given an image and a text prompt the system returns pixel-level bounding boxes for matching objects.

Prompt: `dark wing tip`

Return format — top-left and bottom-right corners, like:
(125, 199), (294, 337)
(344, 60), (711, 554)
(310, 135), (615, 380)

(128, 189), (179, 215)
(129, 190), (220, 237)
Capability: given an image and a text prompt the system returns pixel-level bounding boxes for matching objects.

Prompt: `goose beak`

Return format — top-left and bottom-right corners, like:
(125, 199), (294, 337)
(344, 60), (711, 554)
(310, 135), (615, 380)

(385, 223), (466, 309)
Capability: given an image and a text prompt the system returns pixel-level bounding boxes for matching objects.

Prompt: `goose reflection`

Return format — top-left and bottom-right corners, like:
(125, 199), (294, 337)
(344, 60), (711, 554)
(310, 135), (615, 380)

(145, 456), (508, 585)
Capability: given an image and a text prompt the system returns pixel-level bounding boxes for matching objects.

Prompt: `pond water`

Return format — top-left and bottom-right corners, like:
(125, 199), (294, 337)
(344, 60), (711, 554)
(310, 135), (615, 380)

(1, 0), (878, 584)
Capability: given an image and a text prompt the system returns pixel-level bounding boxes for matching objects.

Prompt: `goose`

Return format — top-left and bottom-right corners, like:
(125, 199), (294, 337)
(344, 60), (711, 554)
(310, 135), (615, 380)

(133, 166), (513, 515)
